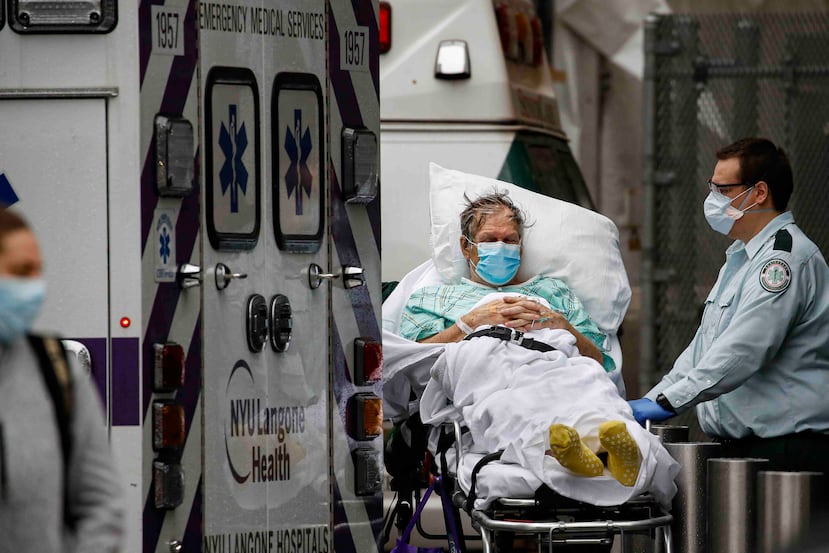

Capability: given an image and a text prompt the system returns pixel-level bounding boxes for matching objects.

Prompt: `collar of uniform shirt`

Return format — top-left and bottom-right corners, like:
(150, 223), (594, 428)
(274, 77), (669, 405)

(731, 211), (794, 260)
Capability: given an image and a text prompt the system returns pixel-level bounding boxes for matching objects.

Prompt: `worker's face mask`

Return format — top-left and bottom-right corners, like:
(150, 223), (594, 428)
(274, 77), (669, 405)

(467, 239), (521, 286)
(703, 186), (758, 236)
(0, 277), (46, 344)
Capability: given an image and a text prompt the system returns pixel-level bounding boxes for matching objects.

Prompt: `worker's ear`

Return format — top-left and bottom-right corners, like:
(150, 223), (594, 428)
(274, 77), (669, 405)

(754, 180), (771, 207)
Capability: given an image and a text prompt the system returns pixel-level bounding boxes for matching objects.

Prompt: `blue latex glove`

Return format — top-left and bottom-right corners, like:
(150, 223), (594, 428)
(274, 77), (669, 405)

(628, 398), (674, 427)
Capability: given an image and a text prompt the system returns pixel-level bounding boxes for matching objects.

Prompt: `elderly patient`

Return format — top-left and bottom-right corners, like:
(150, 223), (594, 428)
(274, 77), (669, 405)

(400, 192), (645, 488)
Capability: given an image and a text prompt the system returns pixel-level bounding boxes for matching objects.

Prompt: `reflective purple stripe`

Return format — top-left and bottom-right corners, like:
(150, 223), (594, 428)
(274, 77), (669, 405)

(182, 476), (204, 552)
(330, 169), (381, 338)
(140, 3), (199, 253)
(139, 0), (201, 550)
(328, 14), (364, 129)
(112, 338), (140, 426)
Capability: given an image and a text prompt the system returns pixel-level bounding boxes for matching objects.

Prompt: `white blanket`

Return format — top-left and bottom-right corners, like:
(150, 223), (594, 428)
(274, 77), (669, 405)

(419, 325), (679, 509)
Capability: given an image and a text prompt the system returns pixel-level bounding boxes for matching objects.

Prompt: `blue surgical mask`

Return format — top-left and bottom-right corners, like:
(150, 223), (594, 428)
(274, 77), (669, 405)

(0, 277), (46, 344)
(468, 240), (521, 286)
(703, 186), (761, 236)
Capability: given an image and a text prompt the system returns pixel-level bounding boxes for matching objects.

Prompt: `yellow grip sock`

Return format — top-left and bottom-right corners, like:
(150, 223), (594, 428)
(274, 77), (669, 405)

(599, 420), (642, 487)
(547, 424), (604, 477)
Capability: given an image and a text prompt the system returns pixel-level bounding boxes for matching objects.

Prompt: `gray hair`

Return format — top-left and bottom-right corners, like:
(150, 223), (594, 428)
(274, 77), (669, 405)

(459, 190), (527, 244)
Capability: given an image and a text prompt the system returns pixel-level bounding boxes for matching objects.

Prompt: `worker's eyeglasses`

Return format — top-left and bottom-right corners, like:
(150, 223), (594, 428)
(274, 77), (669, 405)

(707, 178), (750, 194)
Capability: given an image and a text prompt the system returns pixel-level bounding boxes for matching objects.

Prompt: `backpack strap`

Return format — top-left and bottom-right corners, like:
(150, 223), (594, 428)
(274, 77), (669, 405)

(27, 335), (75, 530)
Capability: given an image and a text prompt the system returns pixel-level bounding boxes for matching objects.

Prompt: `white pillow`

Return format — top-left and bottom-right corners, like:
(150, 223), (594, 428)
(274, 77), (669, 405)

(429, 162), (630, 334)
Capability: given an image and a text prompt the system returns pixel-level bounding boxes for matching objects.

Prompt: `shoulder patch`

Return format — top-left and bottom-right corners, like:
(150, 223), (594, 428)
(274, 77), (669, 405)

(773, 229), (792, 253)
(759, 258), (791, 293)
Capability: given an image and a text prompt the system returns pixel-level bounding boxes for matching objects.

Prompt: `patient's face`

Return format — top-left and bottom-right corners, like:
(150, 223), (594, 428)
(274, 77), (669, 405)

(462, 207), (522, 284)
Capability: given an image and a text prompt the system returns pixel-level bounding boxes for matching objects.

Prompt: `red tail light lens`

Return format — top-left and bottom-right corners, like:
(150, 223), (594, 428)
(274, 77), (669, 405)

(379, 2), (391, 54)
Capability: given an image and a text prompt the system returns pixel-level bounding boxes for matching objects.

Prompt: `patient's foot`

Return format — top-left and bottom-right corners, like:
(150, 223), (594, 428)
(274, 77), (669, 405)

(599, 420), (641, 487)
(547, 424), (604, 477)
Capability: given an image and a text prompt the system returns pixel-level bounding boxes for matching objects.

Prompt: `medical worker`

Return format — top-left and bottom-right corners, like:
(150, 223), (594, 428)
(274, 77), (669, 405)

(629, 137), (829, 500)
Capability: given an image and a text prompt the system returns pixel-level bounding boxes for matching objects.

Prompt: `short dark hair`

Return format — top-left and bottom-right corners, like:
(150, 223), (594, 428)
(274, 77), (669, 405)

(716, 137), (792, 211)
(459, 191), (527, 247)
(0, 207), (31, 253)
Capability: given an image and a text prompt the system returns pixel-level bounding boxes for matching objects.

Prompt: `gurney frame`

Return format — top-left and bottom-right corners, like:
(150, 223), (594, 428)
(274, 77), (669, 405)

(449, 421), (674, 553)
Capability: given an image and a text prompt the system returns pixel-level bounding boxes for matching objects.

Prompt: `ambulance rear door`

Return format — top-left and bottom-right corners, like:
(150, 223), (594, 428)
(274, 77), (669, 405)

(199, 0), (332, 547)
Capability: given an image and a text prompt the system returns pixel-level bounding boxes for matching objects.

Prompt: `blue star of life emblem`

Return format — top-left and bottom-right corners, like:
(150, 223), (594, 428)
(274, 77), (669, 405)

(159, 227), (171, 264)
(218, 104), (249, 213)
(284, 109), (313, 215)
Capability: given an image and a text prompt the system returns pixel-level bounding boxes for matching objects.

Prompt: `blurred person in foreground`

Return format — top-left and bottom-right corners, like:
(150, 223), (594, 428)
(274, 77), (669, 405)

(0, 207), (124, 552)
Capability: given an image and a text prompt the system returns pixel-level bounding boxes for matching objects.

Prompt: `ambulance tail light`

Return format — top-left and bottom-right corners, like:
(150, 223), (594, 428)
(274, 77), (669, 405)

(347, 393), (383, 440)
(379, 2), (391, 54)
(353, 448), (382, 496)
(153, 342), (186, 391)
(495, 3), (518, 60)
(342, 128), (379, 204)
(514, 11), (529, 63)
(495, 2), (544, 66)
(153, 460), (184, 510)
(8, 0), (118, 33)
(353, 337), (382, 385)
(530, 16), (544, 66)
(153, 401), (186, 450)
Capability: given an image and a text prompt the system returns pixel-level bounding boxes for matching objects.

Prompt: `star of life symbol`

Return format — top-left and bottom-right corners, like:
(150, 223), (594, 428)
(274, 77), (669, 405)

(159, 227), (171, 263)
(154, 210), (176, 283)
(284, 109), (313, 215)
(760, 258), (791, 293)
(218, 104), (249, 213)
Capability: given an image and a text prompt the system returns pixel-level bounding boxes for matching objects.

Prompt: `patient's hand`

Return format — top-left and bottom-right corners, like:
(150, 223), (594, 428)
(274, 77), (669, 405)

(463, 296), (554, 331)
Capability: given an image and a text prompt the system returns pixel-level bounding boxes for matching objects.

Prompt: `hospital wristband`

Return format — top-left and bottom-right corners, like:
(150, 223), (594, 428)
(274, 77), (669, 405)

(455, 316), (475, 335)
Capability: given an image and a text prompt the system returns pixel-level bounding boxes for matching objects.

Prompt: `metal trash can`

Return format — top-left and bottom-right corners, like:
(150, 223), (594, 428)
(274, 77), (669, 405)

(638, 426), (691, 553)
(651, 425), (690, 443)
(707, 458), (770, 553)
(757, 471), (824, 553)
(659, 442), (722, 553)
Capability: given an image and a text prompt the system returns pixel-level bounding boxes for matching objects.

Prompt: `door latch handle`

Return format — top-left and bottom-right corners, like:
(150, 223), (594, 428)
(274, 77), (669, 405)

(214, 262), (248, 290)
(308, 263), (365, 289)
(308, 263), (338, 289)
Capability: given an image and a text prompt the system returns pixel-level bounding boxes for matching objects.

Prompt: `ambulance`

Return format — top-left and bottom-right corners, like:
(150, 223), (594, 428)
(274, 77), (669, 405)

(0, 1), (383, 551)
(380, 0), (592, 281)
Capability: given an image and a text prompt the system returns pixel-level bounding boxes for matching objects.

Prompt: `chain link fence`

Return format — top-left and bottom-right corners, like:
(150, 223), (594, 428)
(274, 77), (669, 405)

(641, 12), (829, 391)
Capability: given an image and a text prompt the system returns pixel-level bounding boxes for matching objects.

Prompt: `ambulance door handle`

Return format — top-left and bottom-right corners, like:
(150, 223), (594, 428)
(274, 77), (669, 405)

(177, 264), (202, 289)
(215, 262), (248, 290)
(308, 262), (338, 289)
(308, 263), (365, 289)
